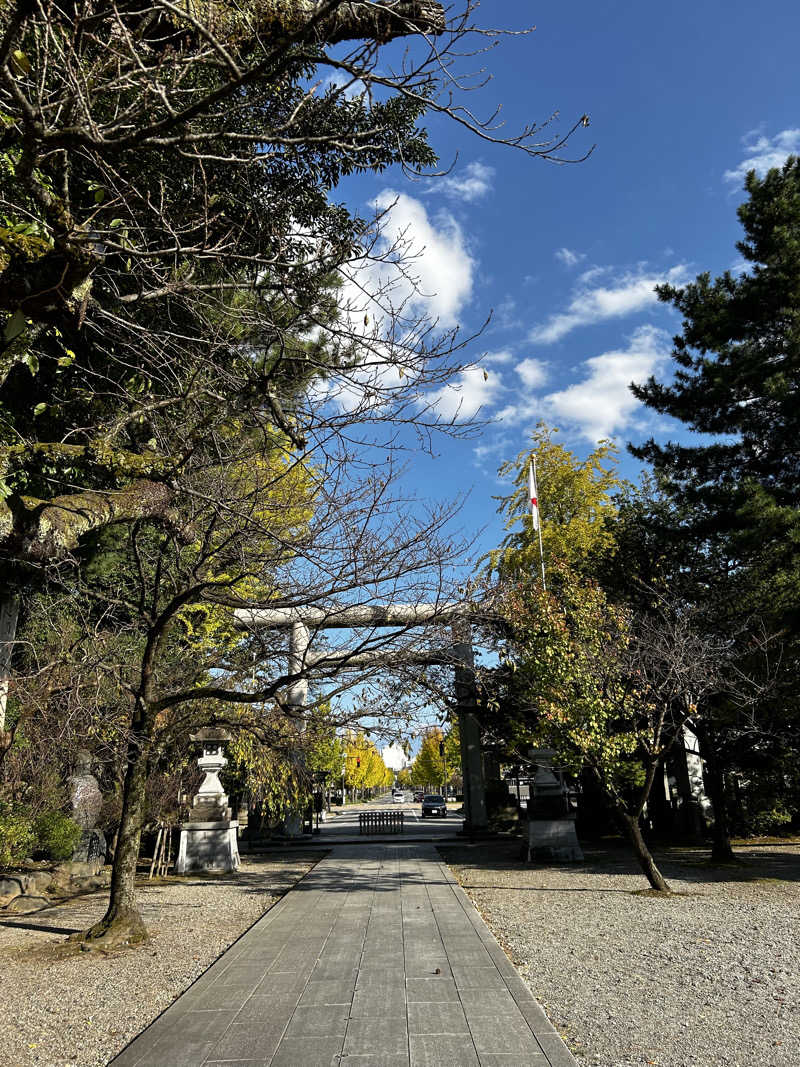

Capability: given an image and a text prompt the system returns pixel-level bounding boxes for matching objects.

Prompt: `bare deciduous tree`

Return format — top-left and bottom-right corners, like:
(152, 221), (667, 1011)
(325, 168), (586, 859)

(0, 0), (590, 944)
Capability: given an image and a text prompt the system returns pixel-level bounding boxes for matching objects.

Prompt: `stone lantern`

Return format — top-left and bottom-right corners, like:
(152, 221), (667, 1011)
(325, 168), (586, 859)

(525, 747), (583, 863)
(175, 728), (240, 874)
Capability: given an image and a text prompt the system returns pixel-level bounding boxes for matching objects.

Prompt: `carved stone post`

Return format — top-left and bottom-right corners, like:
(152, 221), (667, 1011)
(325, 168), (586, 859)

(175, 728), (240, 873)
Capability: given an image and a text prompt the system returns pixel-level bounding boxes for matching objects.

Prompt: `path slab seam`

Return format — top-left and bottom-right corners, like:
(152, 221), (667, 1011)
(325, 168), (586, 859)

(112, 843), (579, 1067)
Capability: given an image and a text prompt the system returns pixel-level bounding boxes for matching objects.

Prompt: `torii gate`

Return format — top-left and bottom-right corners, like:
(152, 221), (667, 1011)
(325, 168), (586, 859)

(233, 603), (488, 832)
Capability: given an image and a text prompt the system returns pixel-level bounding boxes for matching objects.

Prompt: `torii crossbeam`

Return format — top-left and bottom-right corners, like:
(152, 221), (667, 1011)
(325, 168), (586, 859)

(233, 603), (488, 832)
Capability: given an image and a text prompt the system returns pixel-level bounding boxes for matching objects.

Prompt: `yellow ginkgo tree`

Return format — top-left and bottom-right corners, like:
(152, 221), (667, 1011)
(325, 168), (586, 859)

(491, 422), (627, 582)
(343, 733), (391, 798)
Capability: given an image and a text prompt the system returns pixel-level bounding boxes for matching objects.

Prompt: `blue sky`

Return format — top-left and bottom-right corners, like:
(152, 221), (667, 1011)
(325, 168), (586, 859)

(330, 0), (800, 564)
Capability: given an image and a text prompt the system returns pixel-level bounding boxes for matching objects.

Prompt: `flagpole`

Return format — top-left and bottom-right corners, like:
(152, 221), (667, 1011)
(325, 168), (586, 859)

(532, 454), (546, 591)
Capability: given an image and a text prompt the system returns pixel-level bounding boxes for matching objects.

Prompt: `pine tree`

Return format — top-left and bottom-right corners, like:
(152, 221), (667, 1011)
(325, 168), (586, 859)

(631, 157), (800, 587)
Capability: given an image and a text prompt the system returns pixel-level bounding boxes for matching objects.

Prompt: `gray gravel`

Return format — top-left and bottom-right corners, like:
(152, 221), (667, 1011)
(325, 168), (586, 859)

(0, 853), (318, 1067)
(441, 840), (800, 1067)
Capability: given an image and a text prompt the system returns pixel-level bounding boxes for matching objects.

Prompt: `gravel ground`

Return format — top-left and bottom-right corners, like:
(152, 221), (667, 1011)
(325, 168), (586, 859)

(0, 853), (319, 1067)
(441, 839), (800, 1067)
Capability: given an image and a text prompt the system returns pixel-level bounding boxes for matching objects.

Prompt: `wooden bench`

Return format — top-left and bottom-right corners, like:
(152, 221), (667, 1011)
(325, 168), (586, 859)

(359, 811), (405, 835)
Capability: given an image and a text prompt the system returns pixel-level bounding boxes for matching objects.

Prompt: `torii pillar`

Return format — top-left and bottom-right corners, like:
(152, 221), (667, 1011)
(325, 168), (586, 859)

(453, 622), (488, 833)
(235, 603), (489, 833)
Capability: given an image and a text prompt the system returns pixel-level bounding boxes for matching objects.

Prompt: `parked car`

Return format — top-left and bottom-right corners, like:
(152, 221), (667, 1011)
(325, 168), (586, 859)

(421, 794), (447, 817)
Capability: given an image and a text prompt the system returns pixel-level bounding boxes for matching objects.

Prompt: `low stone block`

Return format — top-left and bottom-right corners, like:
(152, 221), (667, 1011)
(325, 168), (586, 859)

(72, 828), (107, 865)
(22, 870), (54, 894)
(175, 822), (240, 873)
(527, 818), (584, 862)
(0, 875), (24, 904)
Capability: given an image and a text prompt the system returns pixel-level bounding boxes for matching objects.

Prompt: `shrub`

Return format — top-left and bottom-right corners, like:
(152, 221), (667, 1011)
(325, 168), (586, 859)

(33, 810), (83, 860)
(0, 801), (36, 867)
(747, 803), (793, 837)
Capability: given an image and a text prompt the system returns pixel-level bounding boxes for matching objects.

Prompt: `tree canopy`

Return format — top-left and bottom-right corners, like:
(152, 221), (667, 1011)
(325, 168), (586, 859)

(409, 723), (459, 789)
(631, 156), (800, 627)
(490, 423), (626, 582)
(0, 0), (593, 947)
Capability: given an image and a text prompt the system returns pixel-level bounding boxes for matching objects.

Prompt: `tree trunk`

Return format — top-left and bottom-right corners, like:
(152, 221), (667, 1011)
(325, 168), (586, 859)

(0, 592), (20, 762)
(82, 719), (152, 947)
(695, 723), (736, 862)
(619, 811), (672, 893)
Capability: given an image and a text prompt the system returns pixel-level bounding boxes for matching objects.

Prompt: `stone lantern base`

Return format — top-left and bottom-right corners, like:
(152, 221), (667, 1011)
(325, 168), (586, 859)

(175, 820), (240, 874)
(526, 817), (583, 863)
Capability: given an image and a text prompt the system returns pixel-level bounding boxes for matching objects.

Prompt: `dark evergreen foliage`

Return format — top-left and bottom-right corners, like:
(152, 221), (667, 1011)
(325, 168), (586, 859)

(632, 157), (800, 532)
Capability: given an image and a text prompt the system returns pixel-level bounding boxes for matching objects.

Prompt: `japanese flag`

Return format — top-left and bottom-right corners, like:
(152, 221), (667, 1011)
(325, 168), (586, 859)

(528, 460), (540, 531)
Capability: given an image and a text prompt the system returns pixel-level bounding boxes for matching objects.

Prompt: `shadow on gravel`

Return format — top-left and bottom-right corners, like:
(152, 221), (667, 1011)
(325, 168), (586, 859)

(444, 884), (631, 893)
(667, 847), (800, 884)
(438, 838), (800, 887)
(140, 850), (326, 897)
(0, 919), (83, 935)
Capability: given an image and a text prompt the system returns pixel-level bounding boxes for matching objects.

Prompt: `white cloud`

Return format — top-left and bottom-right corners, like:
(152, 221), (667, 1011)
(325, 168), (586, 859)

(430, 162), (495, 203)
(576, 264), (609, 286)
(431, 353), (547, 426)
(554, 247), (586, 268)
(515, 357), (548, 389)
(430, 364), (502, 422)
(542, 325), (670, 442)
(493, 403), (525, 423)
(493, 295), (520, 330)
(381, 742), (408, 771)
(529, 264), (688, 344)
(317, 192), (475, 415)
(473, 433), (514, 471)
(724, 128), (800, 185)
(370, 190), (474, 329)
(322, 70), (368, 100)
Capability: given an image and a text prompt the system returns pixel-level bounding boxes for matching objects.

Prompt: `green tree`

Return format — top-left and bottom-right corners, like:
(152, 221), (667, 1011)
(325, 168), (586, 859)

(629, 158), (800, 851)
(0, 1), (591, 948)
(495, 565), (734, 892)
(306, 707), (345, 785)
(0, 0), (455, 709)
(62, 438), (318, 944)
(343, 733), (387, 796)
(0, 0), (586, 580)
(410, 729), (444, 788)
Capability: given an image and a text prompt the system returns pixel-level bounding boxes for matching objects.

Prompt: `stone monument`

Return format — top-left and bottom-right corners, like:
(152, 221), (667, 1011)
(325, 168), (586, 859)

(69, 749), (107, 868)
(175, 728), (240, 874)
(526, 748), (583, 863)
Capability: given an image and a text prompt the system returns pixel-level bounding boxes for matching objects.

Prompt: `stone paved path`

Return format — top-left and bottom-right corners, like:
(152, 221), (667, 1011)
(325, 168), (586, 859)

(112, 844), (578, 1067)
